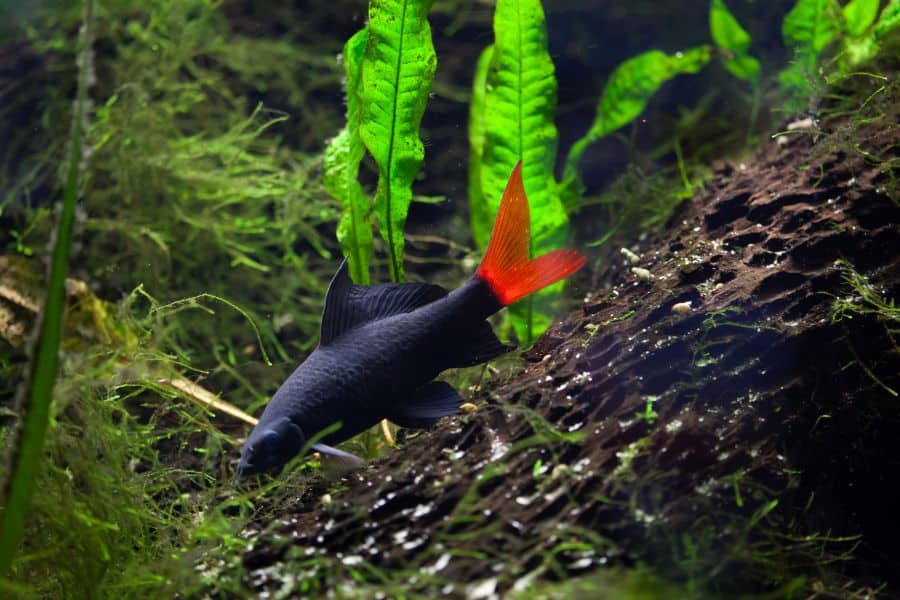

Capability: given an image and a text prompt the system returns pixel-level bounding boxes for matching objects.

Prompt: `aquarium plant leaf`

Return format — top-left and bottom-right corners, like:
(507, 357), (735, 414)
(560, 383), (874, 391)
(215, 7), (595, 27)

(0, 0), (94, 577)
(359, 0), (436, 282)
(843, 0), (880, 37)
(782, 0), (840, 60)
(779, 0), (841, 100)
(841, 0), (899, 66)
(478, 0), (569, 343)
(324, 28), (373, 285)
(709, 0), (760, 82)
(468, 45), (494, 251)
(562, 46), (712, 194)
(874, 0), (900, 39)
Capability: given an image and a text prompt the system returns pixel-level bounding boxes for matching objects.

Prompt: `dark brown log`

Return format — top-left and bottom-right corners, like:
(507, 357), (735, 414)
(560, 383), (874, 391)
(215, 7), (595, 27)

(243, 91), (900, 597)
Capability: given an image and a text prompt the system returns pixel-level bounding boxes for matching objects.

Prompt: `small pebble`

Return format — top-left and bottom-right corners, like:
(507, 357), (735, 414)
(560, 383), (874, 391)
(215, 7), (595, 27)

(620, 247), (640, 263)
(631, 267), (652, 281)
(671, 301), (692, 314)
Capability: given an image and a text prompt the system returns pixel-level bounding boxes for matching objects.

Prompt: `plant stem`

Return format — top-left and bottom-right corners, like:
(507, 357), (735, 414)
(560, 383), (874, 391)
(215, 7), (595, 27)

(0, 0), (94, 578)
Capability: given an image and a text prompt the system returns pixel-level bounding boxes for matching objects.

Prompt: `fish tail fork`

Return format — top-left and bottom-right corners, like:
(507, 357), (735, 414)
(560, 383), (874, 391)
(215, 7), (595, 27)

(475, 162), (585, 306)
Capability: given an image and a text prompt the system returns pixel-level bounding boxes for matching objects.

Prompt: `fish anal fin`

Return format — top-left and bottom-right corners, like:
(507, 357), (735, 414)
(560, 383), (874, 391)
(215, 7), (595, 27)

(450, 321), (515, 368)
(386, 381), (463, 429)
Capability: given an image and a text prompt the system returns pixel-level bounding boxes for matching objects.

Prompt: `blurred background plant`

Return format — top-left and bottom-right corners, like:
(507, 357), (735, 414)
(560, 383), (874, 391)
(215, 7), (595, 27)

(1, 0), (347, 595)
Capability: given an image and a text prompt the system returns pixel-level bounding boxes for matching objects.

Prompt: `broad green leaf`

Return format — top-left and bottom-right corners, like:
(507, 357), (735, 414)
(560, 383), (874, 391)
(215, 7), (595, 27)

(468, 45), (494, 250)
(480, 0), (565, 252)
(359, 0), (436, 282)
(843, 0), (879, 37)
(782, 0), (841, 69)
(710, 0), (751, 54)
(780, 0), (840, 104)
(563, 46), (711, 189)
(723, 54), (761, 81)
(324, 28), (372, 284)
(709, 0), (760, 82)
(479, 0), (569, 343)
(874, 0), (900, 40)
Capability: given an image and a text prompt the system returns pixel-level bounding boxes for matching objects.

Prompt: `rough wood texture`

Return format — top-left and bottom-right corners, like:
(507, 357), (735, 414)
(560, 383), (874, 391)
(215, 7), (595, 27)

(244, 99), (899, 596)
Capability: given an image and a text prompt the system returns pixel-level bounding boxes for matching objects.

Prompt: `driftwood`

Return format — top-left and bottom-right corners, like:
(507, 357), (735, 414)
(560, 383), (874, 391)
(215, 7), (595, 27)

(242, 94), (899, 597)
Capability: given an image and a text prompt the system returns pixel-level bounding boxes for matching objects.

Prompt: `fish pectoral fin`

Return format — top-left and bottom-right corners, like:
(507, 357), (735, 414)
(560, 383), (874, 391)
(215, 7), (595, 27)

(386, 381), (464, 429)
(312, 442), (364, 469)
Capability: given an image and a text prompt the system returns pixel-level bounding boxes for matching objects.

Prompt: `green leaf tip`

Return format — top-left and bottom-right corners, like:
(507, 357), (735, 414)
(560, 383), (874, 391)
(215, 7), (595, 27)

(563, 46), (712, 188)
(359, 0), (437, 283)
(709, 0), (760, 82)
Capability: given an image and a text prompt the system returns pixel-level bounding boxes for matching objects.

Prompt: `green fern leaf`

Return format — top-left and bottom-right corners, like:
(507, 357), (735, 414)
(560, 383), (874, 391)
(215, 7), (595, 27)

(563, 46), (711, 192)
(468, 45), (494, 251)
(842, 0), (899, 65)
(480, 0), (565, 254)
(779, 0), (841, 103)
(478, 0), (569, 344)
(324, 28), (373, 284)
(782, 0), (841, 69)
(359, 0), (436, 282)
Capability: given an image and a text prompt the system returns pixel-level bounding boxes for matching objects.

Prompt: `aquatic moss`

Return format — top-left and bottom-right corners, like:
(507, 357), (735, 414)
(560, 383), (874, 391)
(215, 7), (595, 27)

(0, 0), (347, 595)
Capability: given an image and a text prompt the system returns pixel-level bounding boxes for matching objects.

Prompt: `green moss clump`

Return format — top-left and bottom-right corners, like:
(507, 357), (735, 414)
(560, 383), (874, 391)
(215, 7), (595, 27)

(1, 0), (348, 595)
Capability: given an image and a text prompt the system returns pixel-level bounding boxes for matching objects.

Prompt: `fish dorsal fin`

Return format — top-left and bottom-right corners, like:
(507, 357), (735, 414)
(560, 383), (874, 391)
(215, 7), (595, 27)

(350, 280), (447, 322)
(320, 260), (359, 345)
(320, 260), (448, 345)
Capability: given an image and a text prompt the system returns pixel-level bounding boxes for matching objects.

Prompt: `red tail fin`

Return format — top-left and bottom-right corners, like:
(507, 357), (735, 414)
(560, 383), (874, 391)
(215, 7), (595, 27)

(476, 162), (586, 306)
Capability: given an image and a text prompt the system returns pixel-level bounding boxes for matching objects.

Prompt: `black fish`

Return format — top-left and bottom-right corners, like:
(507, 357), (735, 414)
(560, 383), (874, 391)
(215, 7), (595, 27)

(237, 163), (585, 476)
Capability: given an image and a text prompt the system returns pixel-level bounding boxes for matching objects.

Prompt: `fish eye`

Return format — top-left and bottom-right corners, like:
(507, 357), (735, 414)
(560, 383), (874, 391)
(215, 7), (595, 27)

(258, 430), (282, 451)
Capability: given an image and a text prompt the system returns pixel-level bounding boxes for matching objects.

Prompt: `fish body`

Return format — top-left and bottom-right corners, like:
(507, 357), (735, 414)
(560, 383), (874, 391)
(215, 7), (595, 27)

(237, 163), (585, 477)
(265, 277), (501, 442)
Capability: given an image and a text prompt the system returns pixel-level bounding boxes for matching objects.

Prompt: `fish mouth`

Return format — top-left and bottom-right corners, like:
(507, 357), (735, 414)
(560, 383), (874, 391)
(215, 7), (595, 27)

(236, 455), (284, 478)
(236, 457), (262, 478)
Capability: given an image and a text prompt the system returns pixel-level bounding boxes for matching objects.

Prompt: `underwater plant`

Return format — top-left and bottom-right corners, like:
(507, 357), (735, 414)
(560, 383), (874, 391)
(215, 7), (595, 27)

(468, 0), (569, 344)
(0, 0), (94, 577)
(1, 0), (897, 596)
(780, 0), (900, 106)
(324, 29), (372, 285)
(324, 0), (436, 285)
(0, 0), (346, 594)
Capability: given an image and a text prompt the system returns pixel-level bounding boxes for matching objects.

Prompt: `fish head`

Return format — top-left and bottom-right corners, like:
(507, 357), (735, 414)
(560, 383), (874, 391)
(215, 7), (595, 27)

(237, 416), (306, 477)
